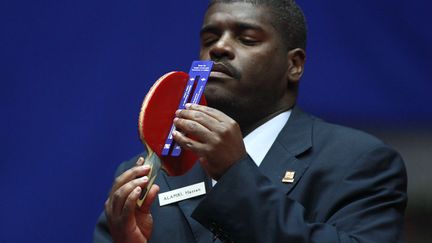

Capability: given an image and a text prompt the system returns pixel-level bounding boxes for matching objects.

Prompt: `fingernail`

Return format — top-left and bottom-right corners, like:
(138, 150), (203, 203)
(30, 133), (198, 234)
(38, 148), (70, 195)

(135, 187), (142, 194)
(136, 157), (144, 165)
(173, 117), (179, 123)
(142, 176), (149, 182)
(185, 103), (191, 109)
(175, 109), (182, 116)
(142, 165), (150, 170)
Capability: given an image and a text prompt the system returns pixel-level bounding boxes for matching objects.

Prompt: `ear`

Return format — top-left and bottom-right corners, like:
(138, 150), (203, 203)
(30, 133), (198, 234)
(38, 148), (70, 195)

(287, 48), (306, 83)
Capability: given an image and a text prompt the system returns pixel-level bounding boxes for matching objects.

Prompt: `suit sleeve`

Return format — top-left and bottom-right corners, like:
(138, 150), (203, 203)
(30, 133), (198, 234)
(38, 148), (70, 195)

(191, 145), (407, 243)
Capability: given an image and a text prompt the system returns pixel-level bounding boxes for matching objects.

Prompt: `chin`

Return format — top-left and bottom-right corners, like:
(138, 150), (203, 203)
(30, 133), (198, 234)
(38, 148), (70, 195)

(205, 96), (243, 123)
(204, 85), (225, 106)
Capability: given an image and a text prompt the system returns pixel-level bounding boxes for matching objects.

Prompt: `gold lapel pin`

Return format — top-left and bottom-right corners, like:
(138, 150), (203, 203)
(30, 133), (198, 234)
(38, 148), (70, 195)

(282, 171), (295, 183)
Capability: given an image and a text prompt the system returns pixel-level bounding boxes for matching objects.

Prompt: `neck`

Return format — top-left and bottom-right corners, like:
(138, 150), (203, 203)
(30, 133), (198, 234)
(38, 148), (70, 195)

(240, 104), (293, 137)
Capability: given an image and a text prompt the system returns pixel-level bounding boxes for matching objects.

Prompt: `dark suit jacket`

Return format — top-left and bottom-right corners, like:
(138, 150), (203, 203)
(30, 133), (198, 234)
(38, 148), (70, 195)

(94, 107), (407, 243)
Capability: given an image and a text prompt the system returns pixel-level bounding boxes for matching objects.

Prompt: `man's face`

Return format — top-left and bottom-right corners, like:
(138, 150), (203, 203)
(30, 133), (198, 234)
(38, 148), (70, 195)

(200, 2), (292, 127)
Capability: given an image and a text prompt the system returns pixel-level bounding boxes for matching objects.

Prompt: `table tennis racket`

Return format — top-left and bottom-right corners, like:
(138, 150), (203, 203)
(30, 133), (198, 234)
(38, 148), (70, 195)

(136, 61), (213, 205)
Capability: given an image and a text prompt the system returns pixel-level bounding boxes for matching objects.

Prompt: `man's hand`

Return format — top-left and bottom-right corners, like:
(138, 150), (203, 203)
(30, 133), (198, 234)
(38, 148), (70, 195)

(105, 157), (160, 243)
(173, 104), (246, 180)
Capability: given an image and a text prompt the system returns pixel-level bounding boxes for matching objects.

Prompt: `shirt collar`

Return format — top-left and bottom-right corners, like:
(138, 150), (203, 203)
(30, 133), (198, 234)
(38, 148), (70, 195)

(243, 110), (291, 167)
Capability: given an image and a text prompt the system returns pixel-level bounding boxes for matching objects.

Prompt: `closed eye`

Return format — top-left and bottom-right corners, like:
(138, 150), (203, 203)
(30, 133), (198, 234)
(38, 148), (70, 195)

(201, 33), (219, 47)
(239, 36), (260, 46)
(200, 25), (221, 47)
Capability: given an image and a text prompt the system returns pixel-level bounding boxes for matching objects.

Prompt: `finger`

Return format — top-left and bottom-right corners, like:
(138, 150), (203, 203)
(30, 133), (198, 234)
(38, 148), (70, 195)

(172, 130), (206, 156)
(136, 157), (145, 166)
(138, 184), (160, 214)
(185, 103), (231, 123)
(110, 162), (151, 197)
(104, 198), (113, 223)
(121, 186), (142, 226)
(175, 109), (222, 132)
(111, 176), (149, 217)
(173, 117), (214, 143)
(186, 104), (241, 142)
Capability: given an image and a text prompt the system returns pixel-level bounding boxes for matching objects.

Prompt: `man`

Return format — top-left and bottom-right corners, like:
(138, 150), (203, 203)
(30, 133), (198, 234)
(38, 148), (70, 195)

(94, 0), (407, 242)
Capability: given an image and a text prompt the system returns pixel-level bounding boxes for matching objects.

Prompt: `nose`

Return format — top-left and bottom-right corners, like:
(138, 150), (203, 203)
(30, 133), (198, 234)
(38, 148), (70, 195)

(209, 33), (235, 61)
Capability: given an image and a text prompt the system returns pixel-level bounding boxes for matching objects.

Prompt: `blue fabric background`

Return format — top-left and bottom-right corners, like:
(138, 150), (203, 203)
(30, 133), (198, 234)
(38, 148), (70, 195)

(1, 0), (430, 242)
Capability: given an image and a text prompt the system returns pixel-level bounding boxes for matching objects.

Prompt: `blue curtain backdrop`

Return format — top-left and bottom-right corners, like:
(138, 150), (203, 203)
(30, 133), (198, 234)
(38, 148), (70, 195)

(1, 0), (431, 242)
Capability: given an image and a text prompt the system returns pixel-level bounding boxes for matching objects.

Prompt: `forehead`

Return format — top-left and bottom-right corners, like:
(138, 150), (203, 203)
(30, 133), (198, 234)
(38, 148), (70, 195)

(202, 2), (275, 29)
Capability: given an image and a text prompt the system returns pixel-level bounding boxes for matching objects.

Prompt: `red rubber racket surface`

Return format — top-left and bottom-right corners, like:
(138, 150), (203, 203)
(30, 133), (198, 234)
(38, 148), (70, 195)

(138, 71), (206, 176)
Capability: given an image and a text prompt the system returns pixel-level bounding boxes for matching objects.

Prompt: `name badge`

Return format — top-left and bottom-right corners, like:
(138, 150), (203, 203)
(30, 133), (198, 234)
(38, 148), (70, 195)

(158, 182), (206, 206)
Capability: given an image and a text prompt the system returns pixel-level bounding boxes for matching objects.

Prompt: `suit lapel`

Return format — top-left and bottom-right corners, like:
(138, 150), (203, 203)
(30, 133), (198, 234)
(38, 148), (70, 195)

(162, 162), (213, 243)
(159, 107), (314, 241)
(259, 107), (314, 194)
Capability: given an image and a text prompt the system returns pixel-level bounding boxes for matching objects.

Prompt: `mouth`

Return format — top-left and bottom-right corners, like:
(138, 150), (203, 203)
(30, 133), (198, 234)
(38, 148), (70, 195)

(210, 62), (237, 80)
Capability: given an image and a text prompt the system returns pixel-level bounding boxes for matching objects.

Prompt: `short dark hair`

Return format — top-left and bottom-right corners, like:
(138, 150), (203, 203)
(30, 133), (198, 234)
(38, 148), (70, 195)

(208, 0), (307, 51)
